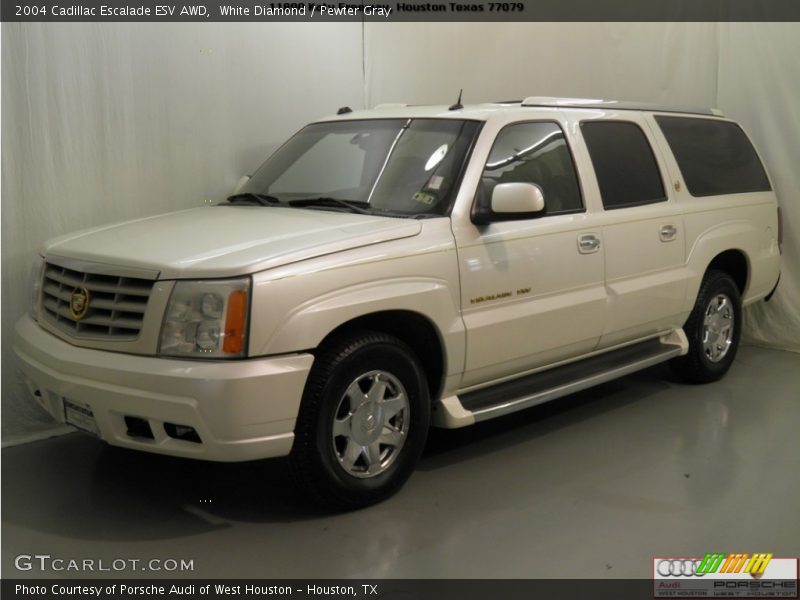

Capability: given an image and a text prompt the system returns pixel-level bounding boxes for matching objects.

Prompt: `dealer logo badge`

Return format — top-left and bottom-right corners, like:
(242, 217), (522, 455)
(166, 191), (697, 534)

(69, 287), (90, 320)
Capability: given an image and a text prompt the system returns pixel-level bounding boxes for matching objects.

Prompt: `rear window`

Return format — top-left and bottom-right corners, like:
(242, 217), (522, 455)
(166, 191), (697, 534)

(655, 116), (771, 197)
(581, 121), (666, 210)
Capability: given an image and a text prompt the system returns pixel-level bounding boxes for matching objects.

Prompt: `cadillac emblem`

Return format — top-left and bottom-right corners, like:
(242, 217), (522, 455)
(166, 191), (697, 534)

(69, 286), (90, 320)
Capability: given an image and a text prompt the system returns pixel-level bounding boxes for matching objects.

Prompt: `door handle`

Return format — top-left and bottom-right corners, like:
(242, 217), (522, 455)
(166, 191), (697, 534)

(578, 234), (601, 254)
(660, 224), (678, 242)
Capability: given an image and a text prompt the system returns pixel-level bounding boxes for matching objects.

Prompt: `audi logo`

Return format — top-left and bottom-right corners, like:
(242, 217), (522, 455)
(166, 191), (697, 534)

(657, 559), (705, 577)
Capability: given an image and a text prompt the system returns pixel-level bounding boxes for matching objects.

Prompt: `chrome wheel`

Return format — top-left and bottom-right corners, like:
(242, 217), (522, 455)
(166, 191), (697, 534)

(702, 293), (734, 363)
(332, 370), (410, 479)
(671, 270), (741, 384)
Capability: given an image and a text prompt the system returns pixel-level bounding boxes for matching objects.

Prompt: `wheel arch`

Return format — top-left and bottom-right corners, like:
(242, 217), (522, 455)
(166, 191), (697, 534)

(683, 210), (780, 309)
(315, 310), (447, 403)
(706, 249), (749, 295)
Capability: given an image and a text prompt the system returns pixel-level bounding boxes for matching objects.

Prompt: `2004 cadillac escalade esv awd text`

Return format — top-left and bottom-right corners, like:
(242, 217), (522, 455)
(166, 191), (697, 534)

(14, 97), (782, 508)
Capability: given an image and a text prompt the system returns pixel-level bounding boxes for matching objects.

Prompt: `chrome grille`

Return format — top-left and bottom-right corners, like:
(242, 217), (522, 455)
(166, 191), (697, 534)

(41, 263), (154, 339)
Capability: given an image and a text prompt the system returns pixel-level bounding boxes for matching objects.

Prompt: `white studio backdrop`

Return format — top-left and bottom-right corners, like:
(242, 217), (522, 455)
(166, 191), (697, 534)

(1, 22), (365, 440)
(2, 22), (798, 441)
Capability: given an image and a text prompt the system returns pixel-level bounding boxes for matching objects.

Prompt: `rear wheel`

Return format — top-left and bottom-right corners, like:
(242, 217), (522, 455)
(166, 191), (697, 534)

(290, 331), (430, 510)
(671, 270), (742, 383)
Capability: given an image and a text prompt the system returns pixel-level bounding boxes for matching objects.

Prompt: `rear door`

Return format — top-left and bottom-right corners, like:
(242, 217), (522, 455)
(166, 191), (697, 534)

(575, 115), (687, 348)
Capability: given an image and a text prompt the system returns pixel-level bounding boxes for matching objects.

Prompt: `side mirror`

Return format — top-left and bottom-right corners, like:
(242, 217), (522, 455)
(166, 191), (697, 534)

(473, 182), (545, 225)
(233, 175), (251, 195)
(492, 182), (545, 215)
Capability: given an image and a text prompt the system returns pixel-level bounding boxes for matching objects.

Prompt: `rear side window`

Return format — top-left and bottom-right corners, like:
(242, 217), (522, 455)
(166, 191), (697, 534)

(581, 121), (666, 209)
(655, 116), (771, 196)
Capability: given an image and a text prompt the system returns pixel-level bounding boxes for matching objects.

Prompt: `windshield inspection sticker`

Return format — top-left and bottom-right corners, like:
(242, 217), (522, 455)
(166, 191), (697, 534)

(426, 175), (444, 191)
(413, 192), (437, 205)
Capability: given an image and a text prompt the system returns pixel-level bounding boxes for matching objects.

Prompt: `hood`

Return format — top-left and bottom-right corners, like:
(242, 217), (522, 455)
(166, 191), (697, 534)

(43, 206), (423, 279)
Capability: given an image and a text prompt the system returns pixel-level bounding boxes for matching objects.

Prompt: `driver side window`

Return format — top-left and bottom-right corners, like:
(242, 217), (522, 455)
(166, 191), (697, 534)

(482, 122), (583, 215)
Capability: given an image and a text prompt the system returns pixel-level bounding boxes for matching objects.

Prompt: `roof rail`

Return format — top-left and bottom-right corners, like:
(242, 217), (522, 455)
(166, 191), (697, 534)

(520, 96), (722, 117)
(522, 96), (604, 107)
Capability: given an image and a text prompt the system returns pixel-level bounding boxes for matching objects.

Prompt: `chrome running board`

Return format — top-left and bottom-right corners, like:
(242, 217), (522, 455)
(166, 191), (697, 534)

(434, 329), (687, 428)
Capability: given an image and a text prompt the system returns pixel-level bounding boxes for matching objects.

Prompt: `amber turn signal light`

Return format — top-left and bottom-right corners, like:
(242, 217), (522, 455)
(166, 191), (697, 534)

(223, 290), (248, 354)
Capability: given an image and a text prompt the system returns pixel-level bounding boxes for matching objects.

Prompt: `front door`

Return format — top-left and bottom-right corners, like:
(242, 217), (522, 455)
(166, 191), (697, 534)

(453, 121), (607, 388)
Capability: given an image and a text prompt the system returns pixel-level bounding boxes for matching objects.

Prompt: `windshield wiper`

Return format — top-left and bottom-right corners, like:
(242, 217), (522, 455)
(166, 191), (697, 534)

(289, 197), (373, 215)
(226, 193), (281, 206)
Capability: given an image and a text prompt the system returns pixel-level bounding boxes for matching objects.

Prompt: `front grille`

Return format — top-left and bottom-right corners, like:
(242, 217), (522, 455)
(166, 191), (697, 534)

(41, 263), (154, 339)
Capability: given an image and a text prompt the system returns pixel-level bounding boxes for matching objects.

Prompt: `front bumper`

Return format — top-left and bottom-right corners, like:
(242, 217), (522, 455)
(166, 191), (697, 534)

(13, 314), (314, 461)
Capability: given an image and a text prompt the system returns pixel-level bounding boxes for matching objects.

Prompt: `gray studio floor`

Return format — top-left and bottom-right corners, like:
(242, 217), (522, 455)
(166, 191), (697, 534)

(2, 345), (799, 579)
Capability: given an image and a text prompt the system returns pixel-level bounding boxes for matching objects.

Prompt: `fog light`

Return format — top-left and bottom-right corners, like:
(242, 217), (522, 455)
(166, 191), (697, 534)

(124, 416), (154, 440)
(164, 422), (202, 444)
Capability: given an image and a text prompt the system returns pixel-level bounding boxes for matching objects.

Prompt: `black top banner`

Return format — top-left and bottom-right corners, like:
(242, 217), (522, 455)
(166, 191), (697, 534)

(4, 0), (800, 22)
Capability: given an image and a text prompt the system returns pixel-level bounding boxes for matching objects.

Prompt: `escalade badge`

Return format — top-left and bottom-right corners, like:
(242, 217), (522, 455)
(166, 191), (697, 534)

(69, 287), (90, 320)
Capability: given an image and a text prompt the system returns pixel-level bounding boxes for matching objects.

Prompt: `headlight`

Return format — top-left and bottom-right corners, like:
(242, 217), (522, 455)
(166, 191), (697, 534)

(29, 256), (45, 321)
(160, 278), (250, 358)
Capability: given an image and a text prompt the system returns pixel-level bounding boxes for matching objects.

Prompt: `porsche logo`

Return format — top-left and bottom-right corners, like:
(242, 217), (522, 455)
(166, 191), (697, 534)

(69, 287), (90, 320)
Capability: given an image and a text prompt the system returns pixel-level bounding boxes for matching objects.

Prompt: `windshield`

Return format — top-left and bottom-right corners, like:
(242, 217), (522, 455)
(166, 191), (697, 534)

(237, 118), (481, 217)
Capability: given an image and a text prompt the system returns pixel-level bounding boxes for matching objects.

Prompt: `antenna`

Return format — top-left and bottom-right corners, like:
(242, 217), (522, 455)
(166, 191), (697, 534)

(449, 89), (464, 111)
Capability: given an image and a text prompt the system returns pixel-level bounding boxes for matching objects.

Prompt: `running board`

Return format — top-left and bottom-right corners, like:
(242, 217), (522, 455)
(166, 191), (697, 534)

(434, 329), (687, 428)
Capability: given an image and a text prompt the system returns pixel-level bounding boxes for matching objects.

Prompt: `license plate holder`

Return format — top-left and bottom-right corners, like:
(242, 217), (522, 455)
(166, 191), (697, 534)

(64, 399), (100, 437)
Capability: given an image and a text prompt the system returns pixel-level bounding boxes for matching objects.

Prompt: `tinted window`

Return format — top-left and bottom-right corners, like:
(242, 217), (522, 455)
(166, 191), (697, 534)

(482, 122), (583, 214)
(655, 116), (771, 196)
(581, 121), (666, 209)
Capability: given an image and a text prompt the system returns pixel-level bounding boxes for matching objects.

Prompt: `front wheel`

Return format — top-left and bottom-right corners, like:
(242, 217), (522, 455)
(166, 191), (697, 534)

(290, 331), (430, 510)
(671, 270), (742, 383)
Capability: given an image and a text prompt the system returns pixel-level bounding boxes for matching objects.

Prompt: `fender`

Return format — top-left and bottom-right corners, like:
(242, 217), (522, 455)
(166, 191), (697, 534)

(684, 220), (754, 312)
(265, 277), (462, 360)
(246, 218), (466, 384)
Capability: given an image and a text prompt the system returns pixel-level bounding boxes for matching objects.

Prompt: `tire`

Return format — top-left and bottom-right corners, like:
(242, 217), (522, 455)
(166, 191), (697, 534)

(670, 270), (742, 384)
(290, 331), (430, 510)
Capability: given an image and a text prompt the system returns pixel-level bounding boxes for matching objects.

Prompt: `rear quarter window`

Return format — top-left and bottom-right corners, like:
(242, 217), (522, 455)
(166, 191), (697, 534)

(655, 116), (771, 197)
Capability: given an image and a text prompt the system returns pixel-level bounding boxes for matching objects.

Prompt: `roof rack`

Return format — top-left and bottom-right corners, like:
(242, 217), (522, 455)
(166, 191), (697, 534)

(520, 96), (724, 117)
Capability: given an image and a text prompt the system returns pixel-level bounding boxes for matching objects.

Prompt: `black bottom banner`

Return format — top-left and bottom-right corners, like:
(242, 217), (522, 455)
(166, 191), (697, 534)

(3, 579), (657, 600)
(6, 578), (798, 599)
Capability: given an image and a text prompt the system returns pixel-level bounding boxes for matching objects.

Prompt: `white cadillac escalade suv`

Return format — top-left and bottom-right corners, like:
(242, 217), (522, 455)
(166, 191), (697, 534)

(15, 97), (781, 508)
